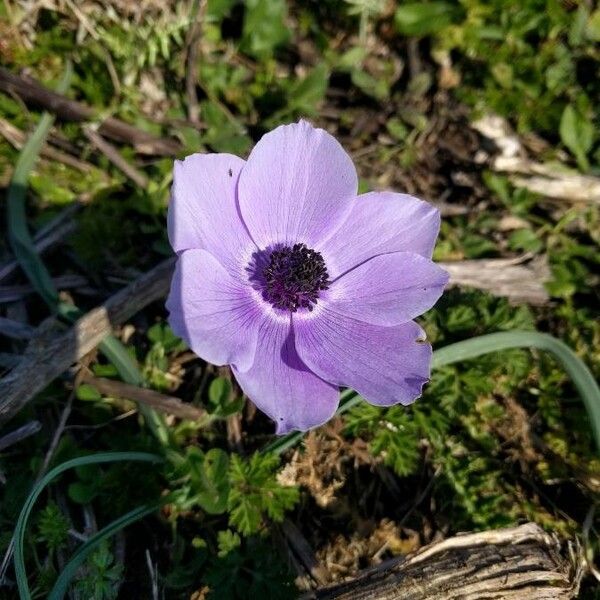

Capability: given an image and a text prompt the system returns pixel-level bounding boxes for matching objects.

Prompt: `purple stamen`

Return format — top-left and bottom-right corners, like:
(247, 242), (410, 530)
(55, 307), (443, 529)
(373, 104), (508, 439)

(260, 243), (329, 312)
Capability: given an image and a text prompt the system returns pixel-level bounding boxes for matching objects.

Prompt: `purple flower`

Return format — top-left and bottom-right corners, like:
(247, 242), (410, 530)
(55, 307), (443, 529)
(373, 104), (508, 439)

(166, 121), (448, 434)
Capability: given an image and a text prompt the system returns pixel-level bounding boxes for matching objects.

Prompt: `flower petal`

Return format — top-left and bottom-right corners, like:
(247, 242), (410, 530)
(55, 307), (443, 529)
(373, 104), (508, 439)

(294, 311), (431, 407)
(238, 121), (358, 248)
(166, 249), (261, 372)
(232, 317), (339, 433)
(325, 251), (448, 326)
(168, 153), (255, 276)
(321, 191), (441, 278)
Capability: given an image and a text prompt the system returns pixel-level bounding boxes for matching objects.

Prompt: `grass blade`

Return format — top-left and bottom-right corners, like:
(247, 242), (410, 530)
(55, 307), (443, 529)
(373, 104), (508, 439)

(266, 330), (600, 455)
(431, 331), (600, 450)
(6, 64), (73, 309)
(48, 501), (161, 600)
(13, 452), (162, 600)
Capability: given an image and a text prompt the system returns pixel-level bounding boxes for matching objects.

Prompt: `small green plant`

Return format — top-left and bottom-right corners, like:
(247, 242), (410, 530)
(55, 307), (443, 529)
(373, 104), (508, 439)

(37, 503), (70, 552)
(228, 454), (299, 536)
(71, 542), (123, 600)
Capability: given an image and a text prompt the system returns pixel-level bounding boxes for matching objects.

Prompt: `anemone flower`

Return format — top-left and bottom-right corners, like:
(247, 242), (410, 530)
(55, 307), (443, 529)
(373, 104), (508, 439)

(166, 121), (448, 433)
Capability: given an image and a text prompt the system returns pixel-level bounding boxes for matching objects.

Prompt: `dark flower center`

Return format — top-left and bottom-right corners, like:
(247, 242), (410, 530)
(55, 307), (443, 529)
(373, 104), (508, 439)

(253, 243), (329, 312)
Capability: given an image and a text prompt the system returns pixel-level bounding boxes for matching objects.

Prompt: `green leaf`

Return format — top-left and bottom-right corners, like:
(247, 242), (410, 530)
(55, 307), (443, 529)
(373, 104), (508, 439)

(241, 0), (289, 58)
(286, 64), (330, 113)
(49, 504), (159, 600)
(508, 229), (543, 253)
(207, 0), (237, 21)
(68, 482), (98, 504)
(37, 503), (70, 551)
(559, 104), (593, 171)
(71, 541), (123, 600)
(147, 322), (183, 352)
(228, 489), (262, 536)
(386, 117), (409, 141)
(395, 2), (461, 36)
(209, 377), (232, 409)
(370, 408), (421, 476)
(208, 377), (244, 418)
(568, 5), (588, 46)
(208, 377), (244, 417)
(217, 529), (241, 557)
(76, 384), (103, 402)
(490, 62), (513, 89)
(338, 47), (368, 69)
(189, 448), (230, 514)
(75, 463), (102, 482)
(587, 9), (600, 41)
(351, 69), (389, 100)
(228, 454), (298, 535)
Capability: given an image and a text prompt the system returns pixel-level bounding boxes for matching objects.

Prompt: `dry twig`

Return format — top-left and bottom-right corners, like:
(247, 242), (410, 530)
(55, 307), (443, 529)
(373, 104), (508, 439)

(0, 203), (80, 283)
(0, 117), (92, 172)
(81, 372), (207, 421)
(0, 67), (181, 156)
(0, 420), (41, 452)
(83, 126), (149, 188)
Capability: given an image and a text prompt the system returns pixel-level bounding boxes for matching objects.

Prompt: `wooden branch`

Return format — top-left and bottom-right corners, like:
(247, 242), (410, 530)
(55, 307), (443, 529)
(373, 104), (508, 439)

(0, 117), (92, 172)
(473, 115), (600, 204)
(0, 203), (79, 283)
(0, 257), (176, 424)
(497, 159), (600, 203)
(0, 274), (88, 303)
(439, 255), (550, 305)
(0, 420), (42, 452)
(82, 373), (207, 421)
(0, 317), (35, 340)
(0, 67), (181, 156)
(308, 523), (582, 600)
(83, 126), (149, 188)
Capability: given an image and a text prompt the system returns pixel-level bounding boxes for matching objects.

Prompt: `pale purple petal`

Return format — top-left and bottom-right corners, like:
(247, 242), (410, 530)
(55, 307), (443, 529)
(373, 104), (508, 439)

(321, 191), (441, 278)
(294, 310), (431, 406)
(168, 153), (255, 276)
(232, 317), (339, 433)
(237, 121), (358, 248)
(325, 251), (449, 326)
(166, 249), (261, 372)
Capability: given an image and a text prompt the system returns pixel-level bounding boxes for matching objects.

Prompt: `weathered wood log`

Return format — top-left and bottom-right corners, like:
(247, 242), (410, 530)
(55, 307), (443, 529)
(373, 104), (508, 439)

(307, 523), (582, 600)
(0, 67), (181, 156)
(439, 255), (549, 306)
(472, 115), (600, 204)
(0, 257), (176, 424)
